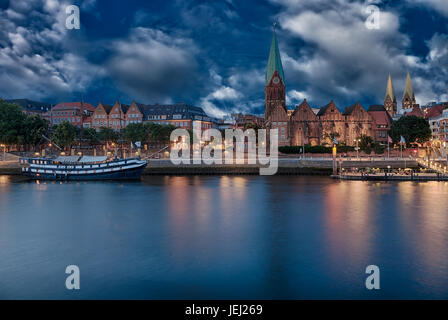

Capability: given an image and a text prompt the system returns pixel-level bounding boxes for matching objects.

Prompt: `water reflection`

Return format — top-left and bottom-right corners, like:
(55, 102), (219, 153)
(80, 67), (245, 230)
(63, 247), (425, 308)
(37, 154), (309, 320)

(0, 175), (447, 299)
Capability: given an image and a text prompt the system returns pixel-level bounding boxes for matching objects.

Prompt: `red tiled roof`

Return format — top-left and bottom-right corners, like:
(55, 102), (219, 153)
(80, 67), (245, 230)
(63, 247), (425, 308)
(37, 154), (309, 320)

(368, 109), (392, 126)
(53, 102), (95, 112)
(405, 105), (424, 118)
(425, 105), (444, 119)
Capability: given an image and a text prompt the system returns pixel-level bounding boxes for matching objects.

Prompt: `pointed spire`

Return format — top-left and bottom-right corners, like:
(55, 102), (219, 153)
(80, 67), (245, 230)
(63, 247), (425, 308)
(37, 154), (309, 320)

(403, 71), (414, 100)
(385, 73), (395, 101)
(266, 23), (285, 85)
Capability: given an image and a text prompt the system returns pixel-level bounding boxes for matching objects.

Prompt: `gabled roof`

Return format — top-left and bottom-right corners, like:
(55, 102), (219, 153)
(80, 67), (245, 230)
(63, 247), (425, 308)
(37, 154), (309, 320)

(425, 104), (444, 119)
(367, 105), (392, 125)
(317, 100), (339, 116)
(403, 71), (414, 100)
(131, 101), (148, 114)
(405, 105), (424, 118)
(385, 73), (395, 101)
(291, 99), (318, 119)
(97, 102), (113, 114)
(120, 103), (130, 114)
(266, 29), (285, 85)
(342, 102), (365, 116)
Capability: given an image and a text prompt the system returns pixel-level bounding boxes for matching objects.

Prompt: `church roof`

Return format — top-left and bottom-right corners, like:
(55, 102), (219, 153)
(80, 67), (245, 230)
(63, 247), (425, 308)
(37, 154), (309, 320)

(385, 73), (395, 101)
(292, 99), (316, 117)
(368, 105), (387, 112)
(317, 101), (338, 116)
(342, 102), (364, 115)
(403, 71), (414, 100)
(265, 28), (285, 85)
(367, 105), (392, 125)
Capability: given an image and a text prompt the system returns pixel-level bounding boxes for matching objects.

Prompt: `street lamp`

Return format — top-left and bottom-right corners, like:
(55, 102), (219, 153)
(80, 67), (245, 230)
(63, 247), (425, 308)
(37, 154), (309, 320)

(354, 139), (361, 159)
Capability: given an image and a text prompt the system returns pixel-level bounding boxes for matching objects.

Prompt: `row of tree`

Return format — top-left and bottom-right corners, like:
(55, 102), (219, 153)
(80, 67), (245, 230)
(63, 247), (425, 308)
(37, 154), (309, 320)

(0, 100), (176, 151)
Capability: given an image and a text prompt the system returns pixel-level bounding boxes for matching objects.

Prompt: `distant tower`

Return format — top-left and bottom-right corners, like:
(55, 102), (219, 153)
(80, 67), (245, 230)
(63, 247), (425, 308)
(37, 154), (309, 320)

(384, 73), (397, 117)
(402, 71), (416, 110)
(265, 23), (286, 119)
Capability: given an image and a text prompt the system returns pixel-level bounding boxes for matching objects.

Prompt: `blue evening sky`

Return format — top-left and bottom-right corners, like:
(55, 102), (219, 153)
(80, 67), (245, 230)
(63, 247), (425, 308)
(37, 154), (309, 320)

(0, 0), (447, 117)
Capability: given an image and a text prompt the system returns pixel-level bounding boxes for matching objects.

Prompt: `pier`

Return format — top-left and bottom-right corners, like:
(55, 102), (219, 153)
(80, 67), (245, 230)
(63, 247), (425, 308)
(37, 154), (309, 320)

(1, 156), (419, 176)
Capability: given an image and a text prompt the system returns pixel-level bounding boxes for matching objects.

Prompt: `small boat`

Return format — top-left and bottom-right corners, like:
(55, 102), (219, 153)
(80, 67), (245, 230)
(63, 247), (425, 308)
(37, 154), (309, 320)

(20, 155), (147, 181)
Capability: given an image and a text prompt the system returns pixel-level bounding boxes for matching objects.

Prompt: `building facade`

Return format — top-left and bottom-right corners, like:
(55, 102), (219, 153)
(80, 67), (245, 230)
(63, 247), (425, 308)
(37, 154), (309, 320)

(429, 109), (448, 142)
(143, 103), (213, 131)
(263, 28), (374, 146)
(368, 105), (393, 143)
(50, 102), (95, 127)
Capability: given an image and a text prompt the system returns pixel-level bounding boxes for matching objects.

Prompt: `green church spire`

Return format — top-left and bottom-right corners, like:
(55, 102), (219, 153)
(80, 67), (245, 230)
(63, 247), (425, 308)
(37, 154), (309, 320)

(266, 23), (285, 86)
(385, 73), (395, 101)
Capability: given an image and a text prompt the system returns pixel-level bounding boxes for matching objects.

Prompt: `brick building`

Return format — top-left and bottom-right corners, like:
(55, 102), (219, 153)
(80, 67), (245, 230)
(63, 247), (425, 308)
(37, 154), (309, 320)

(143, 103), (213, 131)
(50, 102), (95, 127)
(232, 113), (264, 129)
(367, 105), (393, 143)
(91, 102), (113, 129)
(264, 28), (374, 146)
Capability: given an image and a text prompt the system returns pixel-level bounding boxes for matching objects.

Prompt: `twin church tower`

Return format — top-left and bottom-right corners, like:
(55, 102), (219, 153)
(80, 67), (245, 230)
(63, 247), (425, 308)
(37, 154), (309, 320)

(264, 26), (417, 146)
(384, 72), (417, 116)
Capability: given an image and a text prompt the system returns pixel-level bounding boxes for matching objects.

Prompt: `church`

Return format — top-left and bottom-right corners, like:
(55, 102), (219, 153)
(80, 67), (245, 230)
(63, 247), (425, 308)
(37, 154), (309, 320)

(264, 28), (417, 147)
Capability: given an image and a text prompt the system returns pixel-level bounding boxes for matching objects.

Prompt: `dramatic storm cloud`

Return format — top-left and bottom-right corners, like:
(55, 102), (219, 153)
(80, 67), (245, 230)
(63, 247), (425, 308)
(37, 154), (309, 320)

(0, 0), (446, 117)
(107, 27), (198, 103)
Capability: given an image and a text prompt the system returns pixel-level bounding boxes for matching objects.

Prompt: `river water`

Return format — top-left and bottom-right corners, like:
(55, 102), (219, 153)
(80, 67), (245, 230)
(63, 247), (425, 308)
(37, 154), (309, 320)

(0, 175), (447, 299)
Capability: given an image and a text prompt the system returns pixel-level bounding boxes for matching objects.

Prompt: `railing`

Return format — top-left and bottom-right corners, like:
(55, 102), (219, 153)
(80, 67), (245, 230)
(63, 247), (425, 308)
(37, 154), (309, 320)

(416, 157), (448, 174)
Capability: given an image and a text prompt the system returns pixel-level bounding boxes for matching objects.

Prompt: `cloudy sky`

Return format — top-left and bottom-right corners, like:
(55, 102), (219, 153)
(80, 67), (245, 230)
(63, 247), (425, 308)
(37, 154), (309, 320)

(0, 0), (447, 118)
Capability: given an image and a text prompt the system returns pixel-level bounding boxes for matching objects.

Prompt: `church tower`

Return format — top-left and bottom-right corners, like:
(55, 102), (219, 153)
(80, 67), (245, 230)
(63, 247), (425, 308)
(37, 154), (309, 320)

(265, 24), (286, 120)
(384, 73), (397, 117)
(402, 71), (416, 110)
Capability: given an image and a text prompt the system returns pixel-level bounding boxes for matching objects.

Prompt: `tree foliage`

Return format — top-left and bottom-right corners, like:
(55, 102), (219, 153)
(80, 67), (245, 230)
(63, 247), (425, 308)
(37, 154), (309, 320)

(0, 99), (49, 150)
(0, 100), (26, 145)
(52, 121), (78, 149)
(98, 127), (119, 144)
(79, 128), (99, 145)
(122, 123), (147, 144)
(389, 116), (432, 145)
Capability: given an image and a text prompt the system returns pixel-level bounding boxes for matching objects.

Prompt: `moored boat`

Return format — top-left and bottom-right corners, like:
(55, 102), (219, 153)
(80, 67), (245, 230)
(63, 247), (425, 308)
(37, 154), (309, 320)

(20, 155), (147, 181)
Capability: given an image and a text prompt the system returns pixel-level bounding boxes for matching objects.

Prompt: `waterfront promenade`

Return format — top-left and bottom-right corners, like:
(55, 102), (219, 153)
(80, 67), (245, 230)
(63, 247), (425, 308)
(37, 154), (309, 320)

(0, 155), (417, 175)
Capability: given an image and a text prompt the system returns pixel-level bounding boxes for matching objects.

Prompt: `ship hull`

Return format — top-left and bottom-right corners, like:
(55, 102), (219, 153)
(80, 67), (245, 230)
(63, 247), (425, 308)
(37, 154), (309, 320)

(23, 165), (146, 181)
(21, 158), (147, 181)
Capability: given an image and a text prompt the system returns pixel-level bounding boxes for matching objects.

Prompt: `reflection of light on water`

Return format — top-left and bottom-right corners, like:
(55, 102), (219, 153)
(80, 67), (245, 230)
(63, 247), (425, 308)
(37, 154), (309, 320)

(219, 176), (248, 221)
(0, 175), (10, 184)
(324, 181), (374, 268)
(165, 176), (190, 221)
(410, 182), (448, 283)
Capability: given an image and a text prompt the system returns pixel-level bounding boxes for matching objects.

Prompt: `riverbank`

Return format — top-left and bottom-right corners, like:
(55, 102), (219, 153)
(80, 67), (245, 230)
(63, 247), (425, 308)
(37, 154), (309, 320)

(333, 172), (448, 181)
(0, 158), (418, 176)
